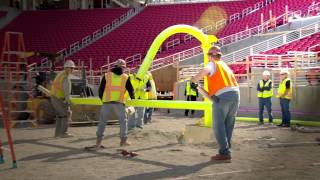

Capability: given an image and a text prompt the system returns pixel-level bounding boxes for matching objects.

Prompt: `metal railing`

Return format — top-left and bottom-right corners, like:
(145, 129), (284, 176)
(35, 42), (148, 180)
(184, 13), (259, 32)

(178, 53), (320, 87)
(223, 21), (320, 63)
(65, 7), (144, 57)
(121, 9), (304, 72)
(118, 0), (273, 67)
(250, 53), (319, 69)
(308, 43), (320, 51)
(39, 6), (144, 67)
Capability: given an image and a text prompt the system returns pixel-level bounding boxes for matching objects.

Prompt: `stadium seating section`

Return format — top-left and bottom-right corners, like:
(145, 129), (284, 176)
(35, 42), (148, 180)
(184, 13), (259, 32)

(0, 8), (129, 56)
(0, 0), (318, 71)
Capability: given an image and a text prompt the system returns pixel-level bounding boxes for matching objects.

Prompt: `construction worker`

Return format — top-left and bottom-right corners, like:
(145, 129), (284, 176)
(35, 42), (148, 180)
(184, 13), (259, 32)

(257, 70), (273, 125)
(184, 80), (198, 117)
(50, 60), (75, 138)
(144, 71), (157, 124)
(86, 59), (135, 150)
(277, 69), (292, 127)
(128, 72), (151, 130)
(191, 46), (240, 161)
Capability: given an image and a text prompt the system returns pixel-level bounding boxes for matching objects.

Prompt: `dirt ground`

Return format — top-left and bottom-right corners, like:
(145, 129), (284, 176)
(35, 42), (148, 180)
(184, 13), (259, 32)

(0, 112), (320, 180)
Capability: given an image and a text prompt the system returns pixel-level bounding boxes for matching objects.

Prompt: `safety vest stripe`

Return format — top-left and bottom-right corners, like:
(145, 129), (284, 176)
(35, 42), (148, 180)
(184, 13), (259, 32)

(224, 62), (238, 86)
(105, 72), (111, 101)
(119, 75), (127, 102)
(109, 87), (122, 90)
(225, 70), (235, 86)
(216, 62), (230, 86)
(217, 61), (238, 87)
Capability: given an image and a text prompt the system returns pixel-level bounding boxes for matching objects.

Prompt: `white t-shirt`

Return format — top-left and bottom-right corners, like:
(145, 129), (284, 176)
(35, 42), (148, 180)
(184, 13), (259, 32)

(205, 61), (239, 96)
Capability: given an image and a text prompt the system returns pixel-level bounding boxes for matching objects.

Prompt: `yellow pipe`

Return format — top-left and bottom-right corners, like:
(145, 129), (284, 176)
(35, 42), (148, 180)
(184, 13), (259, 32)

(71, 25), (219, 127)
(71, 98), (212, 111)
(135, 24), (218, 127)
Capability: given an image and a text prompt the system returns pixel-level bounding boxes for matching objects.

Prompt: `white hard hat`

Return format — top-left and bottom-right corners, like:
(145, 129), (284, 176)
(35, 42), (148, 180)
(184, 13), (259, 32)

(262, 70), (270, 76)
(64, 60), (76, 68)
(115, 59), (126, 68)
(280, 68), (289, 75)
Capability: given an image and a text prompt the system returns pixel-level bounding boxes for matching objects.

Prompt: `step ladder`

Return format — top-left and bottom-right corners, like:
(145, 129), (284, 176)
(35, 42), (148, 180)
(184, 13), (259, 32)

(0, 95), (17, 168)
(0, 32), (37, 127)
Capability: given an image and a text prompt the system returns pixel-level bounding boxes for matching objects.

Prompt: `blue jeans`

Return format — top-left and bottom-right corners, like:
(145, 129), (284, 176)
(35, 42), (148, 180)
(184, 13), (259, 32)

(258, 97), (273, 123)
(213, 91), (240, 156)
(128, 107), (145, 129)
(144, 108), (153, 124)
(96, 103), (127, 141)
(280, 98), (291, 125)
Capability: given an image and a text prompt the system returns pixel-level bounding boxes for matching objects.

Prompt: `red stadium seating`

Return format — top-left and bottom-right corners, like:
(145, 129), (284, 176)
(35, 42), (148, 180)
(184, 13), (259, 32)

(0, 11), (8, 18)
(264, 32), (320, 54)
(69, 1), (257, 68)
(0, 8), (129, 57)
(157, 0), (315, 59)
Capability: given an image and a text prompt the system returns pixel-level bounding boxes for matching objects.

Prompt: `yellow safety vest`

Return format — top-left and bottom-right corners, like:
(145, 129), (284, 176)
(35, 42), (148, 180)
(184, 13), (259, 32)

(186, 81), (197, 96)
(50, 71), (71, 99)
(102, 72), (128, 103)
(277, 78), (292, 100)
(148, 79), (157, 100)
(131, 74), (149, 100)
(257, 79), (273, 98)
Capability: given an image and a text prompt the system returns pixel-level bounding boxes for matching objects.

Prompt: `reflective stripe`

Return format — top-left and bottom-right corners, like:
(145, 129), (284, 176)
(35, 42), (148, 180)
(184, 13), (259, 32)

(105, 72), (112, 101)
(119, 75), (127, 102)
(50, 71), (69, 98)
(217, 61), (238, 87)
(186, 81), (197, 96)
(257, 79), (273, 98)
(216, 61), (229, 86)
(220, 62), (235, 86)
(103, 72), (128, 103)
(277, 78), (292, 99)
(207, 60), (238, 96)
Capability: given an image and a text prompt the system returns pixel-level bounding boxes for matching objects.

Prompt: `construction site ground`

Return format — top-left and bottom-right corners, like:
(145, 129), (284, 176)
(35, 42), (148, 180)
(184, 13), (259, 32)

(0, 111), (320, 180)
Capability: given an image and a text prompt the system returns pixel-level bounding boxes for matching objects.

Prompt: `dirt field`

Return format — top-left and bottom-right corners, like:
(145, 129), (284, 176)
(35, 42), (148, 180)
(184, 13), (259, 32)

(1, 112), (320, 180)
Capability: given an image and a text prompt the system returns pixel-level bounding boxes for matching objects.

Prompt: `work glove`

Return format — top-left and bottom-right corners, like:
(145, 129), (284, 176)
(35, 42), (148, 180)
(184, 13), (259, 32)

(190, 82), (198, 90)
(127, 106), (135, 115)
(64, 99), (72, 106)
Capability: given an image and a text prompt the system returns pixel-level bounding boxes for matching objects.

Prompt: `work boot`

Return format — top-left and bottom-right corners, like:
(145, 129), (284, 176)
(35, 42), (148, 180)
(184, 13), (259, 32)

(55, 133), (73, 138)
(211, 154), (231, 161)
(120, 137), (131, 146)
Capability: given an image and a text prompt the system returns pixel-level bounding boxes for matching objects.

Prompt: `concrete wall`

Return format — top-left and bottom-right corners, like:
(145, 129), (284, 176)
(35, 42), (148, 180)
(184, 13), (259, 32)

(174, 81), (320, 121)
(238, 86), (320, 121)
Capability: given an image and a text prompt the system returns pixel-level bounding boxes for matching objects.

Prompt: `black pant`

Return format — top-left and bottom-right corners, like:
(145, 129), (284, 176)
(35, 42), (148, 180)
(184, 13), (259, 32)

(185, 95), (197, 116)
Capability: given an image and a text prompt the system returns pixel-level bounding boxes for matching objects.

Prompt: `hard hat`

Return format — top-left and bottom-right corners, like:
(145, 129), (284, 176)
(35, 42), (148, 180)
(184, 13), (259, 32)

(280, 69), (289, 75)
(64, 60), (76, 68)
(208, 46), (222, 56)
(262, 70), (270, 76)
(115, 59), (126, 68)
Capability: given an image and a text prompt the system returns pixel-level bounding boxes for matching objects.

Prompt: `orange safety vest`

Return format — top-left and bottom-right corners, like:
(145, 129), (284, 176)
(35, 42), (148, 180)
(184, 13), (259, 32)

(102, 72), (128, 103)
(207, 60), (238, 97)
